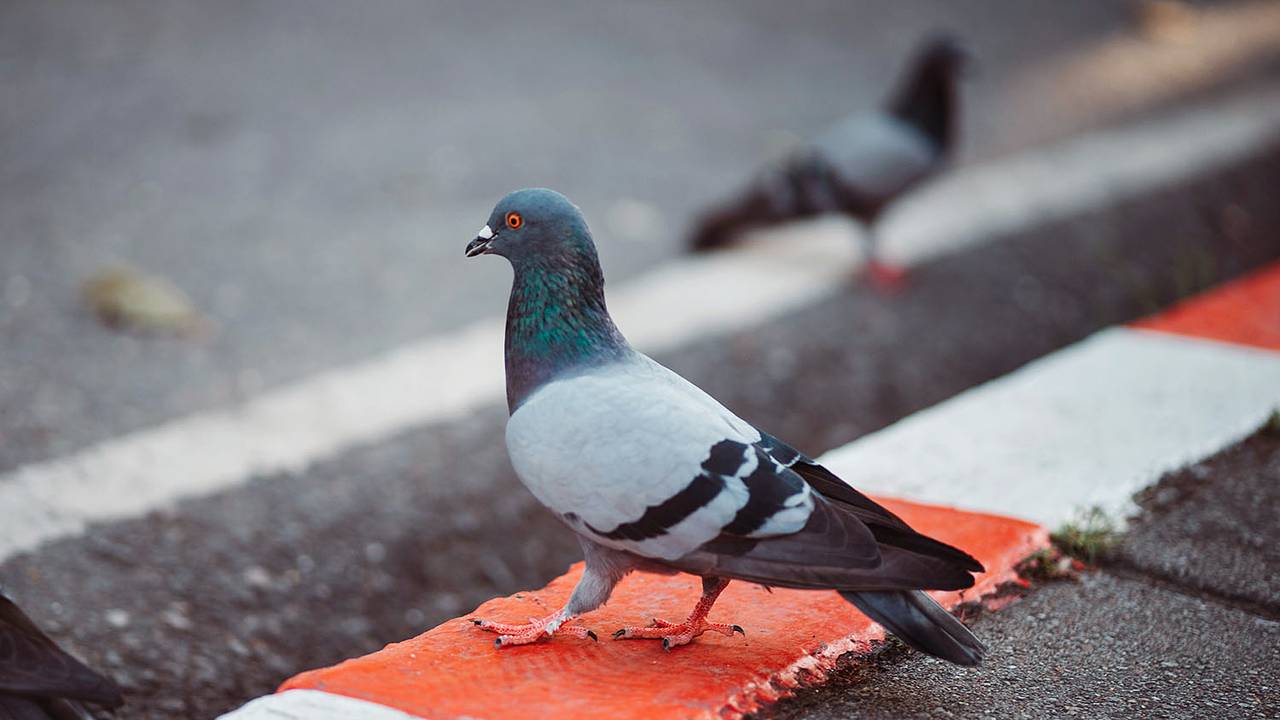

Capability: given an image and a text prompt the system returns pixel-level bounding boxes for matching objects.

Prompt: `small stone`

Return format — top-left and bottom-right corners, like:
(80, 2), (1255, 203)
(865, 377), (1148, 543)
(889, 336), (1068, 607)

(81, 266), (202, 335)
(243, 566), (272, 588)
(163, 607), (194, 631)
(364, 542), (387, 563)
(104, 609), (130, 628)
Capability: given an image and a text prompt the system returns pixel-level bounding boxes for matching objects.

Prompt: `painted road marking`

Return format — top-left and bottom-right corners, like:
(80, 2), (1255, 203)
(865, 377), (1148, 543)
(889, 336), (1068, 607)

(224, 689), (421, 720)
(221, 499), (1047, 720)
(821, 261), (1280, 528)
(3, 86), (1280, 563)
(820, 328), (1280, 528)
(1132, 262), (1280, 351)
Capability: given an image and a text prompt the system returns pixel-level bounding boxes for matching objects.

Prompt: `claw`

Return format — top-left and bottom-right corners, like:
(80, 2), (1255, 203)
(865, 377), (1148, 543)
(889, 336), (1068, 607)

(612, 629), (627, 639)
(494, 637), (503, 648)
(661, 638), (671, 652)
(472, 619), (483, 626)
(732, 625), (745, 636)
(586, 630), (598, 642)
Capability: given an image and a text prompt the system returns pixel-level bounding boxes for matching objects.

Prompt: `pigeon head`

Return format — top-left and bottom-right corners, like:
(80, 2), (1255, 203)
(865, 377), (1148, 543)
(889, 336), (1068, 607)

(468, 189), (629, 412)
(916, 35), (968, 75)
(889, 34), (969, 151)
(465, 188), (595, 267)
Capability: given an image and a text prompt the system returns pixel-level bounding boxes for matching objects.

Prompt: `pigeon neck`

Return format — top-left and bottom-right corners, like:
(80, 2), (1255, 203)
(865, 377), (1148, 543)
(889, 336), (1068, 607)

(504, 257), (629, 413)
(889, 59), (956, 150)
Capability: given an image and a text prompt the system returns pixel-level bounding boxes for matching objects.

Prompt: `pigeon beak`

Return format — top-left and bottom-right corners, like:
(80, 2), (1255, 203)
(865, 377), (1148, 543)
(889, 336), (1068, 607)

(465, 225), (495, 257)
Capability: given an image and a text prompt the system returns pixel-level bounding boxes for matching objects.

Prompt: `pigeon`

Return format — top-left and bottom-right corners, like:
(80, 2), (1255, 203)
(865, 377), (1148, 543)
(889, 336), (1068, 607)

(0, 589), (124, 720)
(464, 188), (986, 665)
(688, 36), (968, 288)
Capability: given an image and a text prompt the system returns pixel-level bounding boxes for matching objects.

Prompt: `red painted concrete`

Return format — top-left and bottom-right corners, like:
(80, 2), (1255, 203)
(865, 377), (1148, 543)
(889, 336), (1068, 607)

(1132, 262), (1280, 350)
(281, 498), (1047, 719)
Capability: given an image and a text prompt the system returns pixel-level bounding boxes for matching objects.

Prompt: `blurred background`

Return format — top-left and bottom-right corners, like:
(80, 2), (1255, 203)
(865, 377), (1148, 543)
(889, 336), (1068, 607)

(3, 1), (1280, 717)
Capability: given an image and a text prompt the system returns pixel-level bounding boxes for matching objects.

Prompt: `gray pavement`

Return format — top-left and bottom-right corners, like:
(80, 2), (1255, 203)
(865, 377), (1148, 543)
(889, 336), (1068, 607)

(765, 429), (1280, 720)
(1116, 427), (1280, 615)
(2, 0), (1271, 472)
(766, 573), (1278, 720)
(4, 138), (1279, 719)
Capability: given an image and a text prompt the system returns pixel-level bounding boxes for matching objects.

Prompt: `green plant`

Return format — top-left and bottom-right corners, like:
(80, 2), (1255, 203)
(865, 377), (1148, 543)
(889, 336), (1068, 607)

(1052, 506), (1118, 565)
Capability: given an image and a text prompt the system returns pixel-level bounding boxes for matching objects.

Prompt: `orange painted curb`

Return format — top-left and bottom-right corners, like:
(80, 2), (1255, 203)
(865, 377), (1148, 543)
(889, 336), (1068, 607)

(1132, 262), (1280, 350)
(280, 498), (1047, 719)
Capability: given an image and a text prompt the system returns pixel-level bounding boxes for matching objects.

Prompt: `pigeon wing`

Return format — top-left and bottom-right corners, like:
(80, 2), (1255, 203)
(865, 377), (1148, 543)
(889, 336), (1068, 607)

(810, 113), (940, 208)
(668, 431), (983, 592)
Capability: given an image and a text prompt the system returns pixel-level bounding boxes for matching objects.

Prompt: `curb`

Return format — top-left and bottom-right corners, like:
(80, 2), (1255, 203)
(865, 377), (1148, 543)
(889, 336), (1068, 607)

(227, 500), (1045, 720)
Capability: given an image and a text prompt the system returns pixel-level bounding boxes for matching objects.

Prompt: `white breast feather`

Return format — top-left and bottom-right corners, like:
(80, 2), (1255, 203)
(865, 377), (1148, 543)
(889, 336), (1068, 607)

(505, 356), (763, 560)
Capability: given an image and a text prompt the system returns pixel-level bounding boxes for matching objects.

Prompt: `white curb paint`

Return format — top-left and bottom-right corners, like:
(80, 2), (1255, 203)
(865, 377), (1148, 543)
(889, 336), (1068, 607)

(219, 689), (422, 720)
(820, 328), (1280, 529)
(3, 86), (1280, 562)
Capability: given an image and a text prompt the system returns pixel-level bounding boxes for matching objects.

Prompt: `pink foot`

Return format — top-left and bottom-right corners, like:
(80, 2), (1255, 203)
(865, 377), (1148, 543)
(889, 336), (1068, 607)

(612, 616), (745, 651)
(472, 610), (597, 648)
(864, 260), (908, 291)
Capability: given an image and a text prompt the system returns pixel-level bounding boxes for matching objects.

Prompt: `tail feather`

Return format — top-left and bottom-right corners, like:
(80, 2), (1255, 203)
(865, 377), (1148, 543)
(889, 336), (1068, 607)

(842, 589), (985, 667)
(688, 187), (779, 252)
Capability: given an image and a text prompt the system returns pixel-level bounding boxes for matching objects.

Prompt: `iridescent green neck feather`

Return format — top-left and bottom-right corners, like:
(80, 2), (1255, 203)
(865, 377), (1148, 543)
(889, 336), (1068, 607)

(505, 254), (628, 412)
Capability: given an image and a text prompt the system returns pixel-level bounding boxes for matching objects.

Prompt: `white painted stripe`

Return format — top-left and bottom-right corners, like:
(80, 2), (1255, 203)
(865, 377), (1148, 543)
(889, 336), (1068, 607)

(881, 85), (1280, 266)
(219, 689), (421, 720)
(819, 328), (1280, 528)
(3, 86), (1280, 562)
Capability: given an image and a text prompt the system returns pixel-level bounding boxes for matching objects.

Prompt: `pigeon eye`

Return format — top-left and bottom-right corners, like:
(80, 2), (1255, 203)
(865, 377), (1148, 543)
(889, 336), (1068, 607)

(505, 212), (523, 229)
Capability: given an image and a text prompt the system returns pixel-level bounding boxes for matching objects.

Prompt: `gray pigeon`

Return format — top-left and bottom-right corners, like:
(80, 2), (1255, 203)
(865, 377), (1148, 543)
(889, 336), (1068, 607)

(689, 36), (967, 287)
(465, 188), (985, 665)
(0, 590), (124, 720)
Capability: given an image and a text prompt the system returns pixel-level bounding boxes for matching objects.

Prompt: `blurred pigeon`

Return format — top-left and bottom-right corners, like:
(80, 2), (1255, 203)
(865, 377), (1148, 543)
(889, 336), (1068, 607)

(0, 590), (124, 719)
(689, 36), (968, 287)
(465, 188), (986, 665)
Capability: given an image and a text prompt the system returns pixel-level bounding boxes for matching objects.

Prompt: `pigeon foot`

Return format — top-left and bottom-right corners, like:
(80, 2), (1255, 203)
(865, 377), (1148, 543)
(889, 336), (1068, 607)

(864, 260), (908, 291)
(472, 610), (597, 648)
(612, 616), (745, 651)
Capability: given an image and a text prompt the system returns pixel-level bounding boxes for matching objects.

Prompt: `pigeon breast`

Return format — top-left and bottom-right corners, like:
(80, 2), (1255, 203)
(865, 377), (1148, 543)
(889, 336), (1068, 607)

(811, 113), (939, 208)
(505, 354), (814, 561)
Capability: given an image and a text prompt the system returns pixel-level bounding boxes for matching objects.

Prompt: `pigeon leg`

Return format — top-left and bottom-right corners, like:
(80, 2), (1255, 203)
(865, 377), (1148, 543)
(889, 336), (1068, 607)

(612, 576), (745, 651)
(865, 259), (908, 289)
(860, 227), (908, 290)
(472, 537), (632, 648)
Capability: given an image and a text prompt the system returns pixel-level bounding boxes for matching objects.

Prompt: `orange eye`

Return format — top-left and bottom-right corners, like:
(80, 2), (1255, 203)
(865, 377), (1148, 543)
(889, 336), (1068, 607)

(505, 212), (523, 229)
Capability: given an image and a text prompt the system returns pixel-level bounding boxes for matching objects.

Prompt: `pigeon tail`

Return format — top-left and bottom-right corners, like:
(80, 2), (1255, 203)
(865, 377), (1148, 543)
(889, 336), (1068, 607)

(841, 589), (985, 667)
(688, 187), (782, 252)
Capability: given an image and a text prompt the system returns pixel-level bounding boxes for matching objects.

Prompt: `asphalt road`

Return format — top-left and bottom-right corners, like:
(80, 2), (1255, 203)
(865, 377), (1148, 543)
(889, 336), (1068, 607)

(5, 138), (1279, 719)
(2, 0), (1269, 471)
